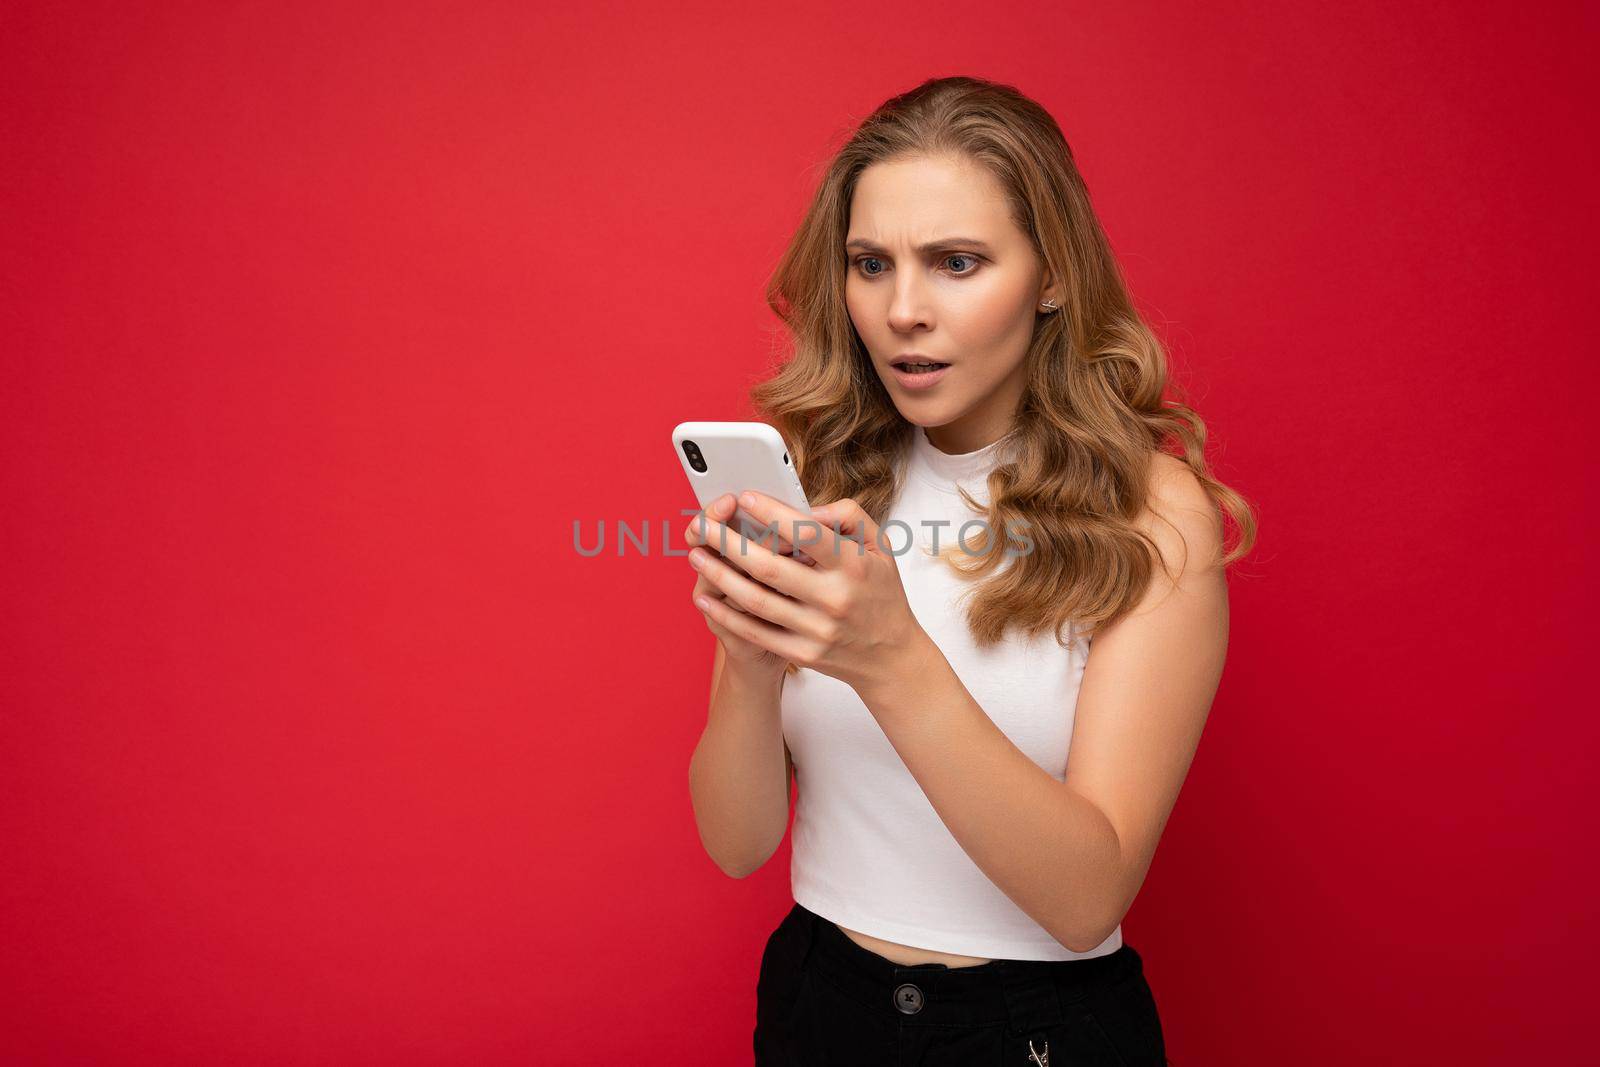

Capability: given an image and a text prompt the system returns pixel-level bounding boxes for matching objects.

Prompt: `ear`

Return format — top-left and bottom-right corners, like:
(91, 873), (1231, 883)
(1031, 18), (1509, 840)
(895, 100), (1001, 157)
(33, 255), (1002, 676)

(1036, 273), (1061, 310)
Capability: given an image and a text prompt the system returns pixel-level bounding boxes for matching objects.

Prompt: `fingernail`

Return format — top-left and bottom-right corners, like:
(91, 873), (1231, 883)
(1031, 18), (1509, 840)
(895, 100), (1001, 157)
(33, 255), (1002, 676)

(688, 549), (704, 568)
(740, 491), (756, 508)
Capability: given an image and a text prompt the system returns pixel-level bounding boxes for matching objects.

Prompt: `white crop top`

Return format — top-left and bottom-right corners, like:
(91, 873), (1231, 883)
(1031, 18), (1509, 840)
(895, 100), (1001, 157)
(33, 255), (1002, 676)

(781, 425), (1122, 961)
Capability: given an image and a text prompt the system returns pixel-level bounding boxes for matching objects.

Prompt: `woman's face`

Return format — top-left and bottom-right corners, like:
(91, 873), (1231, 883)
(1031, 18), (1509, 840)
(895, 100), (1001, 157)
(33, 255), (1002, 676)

(844, 153), (1057, 454)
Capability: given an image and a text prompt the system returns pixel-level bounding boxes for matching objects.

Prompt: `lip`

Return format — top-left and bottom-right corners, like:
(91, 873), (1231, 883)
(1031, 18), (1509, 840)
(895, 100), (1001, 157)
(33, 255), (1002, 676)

(889, 360), (950, 390)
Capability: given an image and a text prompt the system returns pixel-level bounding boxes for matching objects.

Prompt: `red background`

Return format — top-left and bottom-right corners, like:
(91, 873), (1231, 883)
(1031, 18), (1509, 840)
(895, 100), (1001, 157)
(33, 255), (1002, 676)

(3, 2), (1594, 1062)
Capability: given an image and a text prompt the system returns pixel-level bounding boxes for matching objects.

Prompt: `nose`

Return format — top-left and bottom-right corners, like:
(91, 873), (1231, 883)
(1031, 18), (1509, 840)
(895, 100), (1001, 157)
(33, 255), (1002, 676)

(886, 277), (932, 332)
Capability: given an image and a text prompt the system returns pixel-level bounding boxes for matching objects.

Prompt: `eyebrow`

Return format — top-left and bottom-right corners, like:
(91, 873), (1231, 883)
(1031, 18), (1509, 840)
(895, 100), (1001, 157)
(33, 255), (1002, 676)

(844, 237), (996, 256)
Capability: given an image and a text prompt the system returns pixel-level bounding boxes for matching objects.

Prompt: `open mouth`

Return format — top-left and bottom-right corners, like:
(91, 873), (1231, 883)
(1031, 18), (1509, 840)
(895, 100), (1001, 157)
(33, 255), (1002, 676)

(890, 358), (950, 375)
(888, 358), (951, 389)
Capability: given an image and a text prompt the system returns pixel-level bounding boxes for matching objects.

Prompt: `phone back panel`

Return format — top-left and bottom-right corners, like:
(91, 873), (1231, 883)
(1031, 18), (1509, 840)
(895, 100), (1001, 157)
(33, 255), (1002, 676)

(672, 421), (813, 544)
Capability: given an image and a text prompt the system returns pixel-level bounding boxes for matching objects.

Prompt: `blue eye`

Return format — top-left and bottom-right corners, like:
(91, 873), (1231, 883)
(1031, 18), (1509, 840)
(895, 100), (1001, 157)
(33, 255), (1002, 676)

(850, 254), (981, 278)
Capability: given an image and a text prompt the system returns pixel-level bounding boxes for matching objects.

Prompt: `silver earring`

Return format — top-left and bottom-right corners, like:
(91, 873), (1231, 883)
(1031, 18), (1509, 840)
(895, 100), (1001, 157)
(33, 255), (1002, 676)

(1039, 300), (1058, 312)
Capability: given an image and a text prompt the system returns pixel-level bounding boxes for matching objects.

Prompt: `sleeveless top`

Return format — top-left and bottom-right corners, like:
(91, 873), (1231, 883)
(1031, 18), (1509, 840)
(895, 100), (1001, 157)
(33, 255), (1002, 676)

(780, 425), (1122, 961)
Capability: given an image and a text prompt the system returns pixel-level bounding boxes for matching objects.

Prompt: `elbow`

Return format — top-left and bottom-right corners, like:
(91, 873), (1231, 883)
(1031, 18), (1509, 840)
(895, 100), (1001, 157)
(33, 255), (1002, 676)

(1060, 929), (1114, 954)
(715, 856), (753, 879)
(715, 825), (787, 880)
(1053, 910), (1123, 955)
(711, 840), (780, 880)
(715, 855), (766, 880)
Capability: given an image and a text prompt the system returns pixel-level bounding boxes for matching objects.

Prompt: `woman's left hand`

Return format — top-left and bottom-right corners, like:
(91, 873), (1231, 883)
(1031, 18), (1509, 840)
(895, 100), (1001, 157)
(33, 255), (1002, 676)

(682, 490), (932, 696)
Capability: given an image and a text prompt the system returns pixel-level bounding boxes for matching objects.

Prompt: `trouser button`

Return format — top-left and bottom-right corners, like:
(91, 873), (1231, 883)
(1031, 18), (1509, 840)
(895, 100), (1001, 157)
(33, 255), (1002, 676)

(893, 983), (924, 1014)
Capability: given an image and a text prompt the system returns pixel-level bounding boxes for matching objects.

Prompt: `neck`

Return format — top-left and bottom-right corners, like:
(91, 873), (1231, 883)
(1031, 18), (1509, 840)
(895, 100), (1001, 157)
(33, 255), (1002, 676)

(922, 369), (1026, 454)
(923, 419), (1014, 455)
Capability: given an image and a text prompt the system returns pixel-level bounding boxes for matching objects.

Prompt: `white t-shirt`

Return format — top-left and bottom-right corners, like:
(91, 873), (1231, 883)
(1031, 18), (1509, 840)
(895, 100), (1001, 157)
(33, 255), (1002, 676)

(781, 425), (1121, 961)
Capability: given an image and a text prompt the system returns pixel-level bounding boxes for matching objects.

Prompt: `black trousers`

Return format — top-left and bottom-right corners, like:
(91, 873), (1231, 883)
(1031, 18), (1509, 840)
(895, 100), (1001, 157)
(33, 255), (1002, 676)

(754, 902), (1167, 1066)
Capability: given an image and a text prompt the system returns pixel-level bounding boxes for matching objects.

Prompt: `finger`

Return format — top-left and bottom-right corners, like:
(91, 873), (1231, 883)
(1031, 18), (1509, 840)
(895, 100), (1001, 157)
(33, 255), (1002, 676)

(692, 570), (756, 619)
(810, 498), (883, 542)
(684, 512), (823, 600)
(740, 490), (885, 568)
(698, 610), (737, 645)
(695, 600), (748, 649)
(687, 502), (782, 553)
(691, 571), (726, 605)
(710, 491), (797, 555)
(694, 597), (760, 657)
(693, 550), (775, 617)
(695, 589), (811, 664)
(687, 493), (736, 543)
(688, 546), (827, 636)
(730, 490), (857, 571)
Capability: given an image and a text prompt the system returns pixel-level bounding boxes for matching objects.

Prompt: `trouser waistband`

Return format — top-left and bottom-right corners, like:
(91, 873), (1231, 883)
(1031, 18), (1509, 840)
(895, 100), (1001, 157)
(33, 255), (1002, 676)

(786, 902), (1142, 1032)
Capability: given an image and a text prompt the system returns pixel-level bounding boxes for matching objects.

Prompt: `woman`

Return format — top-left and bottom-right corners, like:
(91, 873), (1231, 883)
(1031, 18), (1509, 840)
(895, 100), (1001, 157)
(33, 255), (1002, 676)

(685, 75), (1256, 1066)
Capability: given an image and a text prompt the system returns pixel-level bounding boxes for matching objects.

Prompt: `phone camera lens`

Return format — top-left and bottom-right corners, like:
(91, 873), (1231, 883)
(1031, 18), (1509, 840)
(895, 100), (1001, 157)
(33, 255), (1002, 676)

(682, 439), (707, 474)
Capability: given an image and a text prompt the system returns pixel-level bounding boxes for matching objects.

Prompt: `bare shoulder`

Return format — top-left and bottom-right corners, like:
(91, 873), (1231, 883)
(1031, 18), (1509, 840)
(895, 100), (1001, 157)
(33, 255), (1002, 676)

(1138, 452), (1225, 580)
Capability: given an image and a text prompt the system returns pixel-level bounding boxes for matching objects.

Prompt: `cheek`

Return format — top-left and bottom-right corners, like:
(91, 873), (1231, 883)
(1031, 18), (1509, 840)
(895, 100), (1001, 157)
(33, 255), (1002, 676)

(844, 289), (892, 365)
(942, 291), (1035, 387)
(843, 282), (871, 332)
(945, 278), (1031, 341)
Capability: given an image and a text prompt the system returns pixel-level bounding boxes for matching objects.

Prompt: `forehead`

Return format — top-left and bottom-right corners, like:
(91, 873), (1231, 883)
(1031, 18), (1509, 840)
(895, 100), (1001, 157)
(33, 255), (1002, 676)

(846, 154), (1018, 245)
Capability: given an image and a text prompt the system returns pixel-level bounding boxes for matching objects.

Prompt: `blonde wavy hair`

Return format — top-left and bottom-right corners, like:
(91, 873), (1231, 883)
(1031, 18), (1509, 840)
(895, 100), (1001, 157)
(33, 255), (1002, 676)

(750, 76), (1257, 674)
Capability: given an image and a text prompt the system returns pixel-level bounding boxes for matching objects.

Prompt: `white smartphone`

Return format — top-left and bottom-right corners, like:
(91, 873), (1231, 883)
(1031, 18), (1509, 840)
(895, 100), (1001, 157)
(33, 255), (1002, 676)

(672, 421), (816, 562)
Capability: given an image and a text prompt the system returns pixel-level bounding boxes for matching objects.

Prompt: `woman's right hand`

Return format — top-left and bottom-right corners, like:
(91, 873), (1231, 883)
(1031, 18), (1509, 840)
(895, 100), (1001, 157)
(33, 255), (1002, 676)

(687, 493), (792, 678)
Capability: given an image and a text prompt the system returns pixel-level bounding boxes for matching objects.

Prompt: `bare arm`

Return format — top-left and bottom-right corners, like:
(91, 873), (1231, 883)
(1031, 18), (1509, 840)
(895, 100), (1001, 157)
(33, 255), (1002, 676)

(853, 457), (1229, 951)
(687, 641), (795, 878)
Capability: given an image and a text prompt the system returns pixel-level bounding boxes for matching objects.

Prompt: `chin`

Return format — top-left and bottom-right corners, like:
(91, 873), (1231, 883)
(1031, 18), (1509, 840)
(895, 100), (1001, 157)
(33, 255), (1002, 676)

(895, 402), (962, 427)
